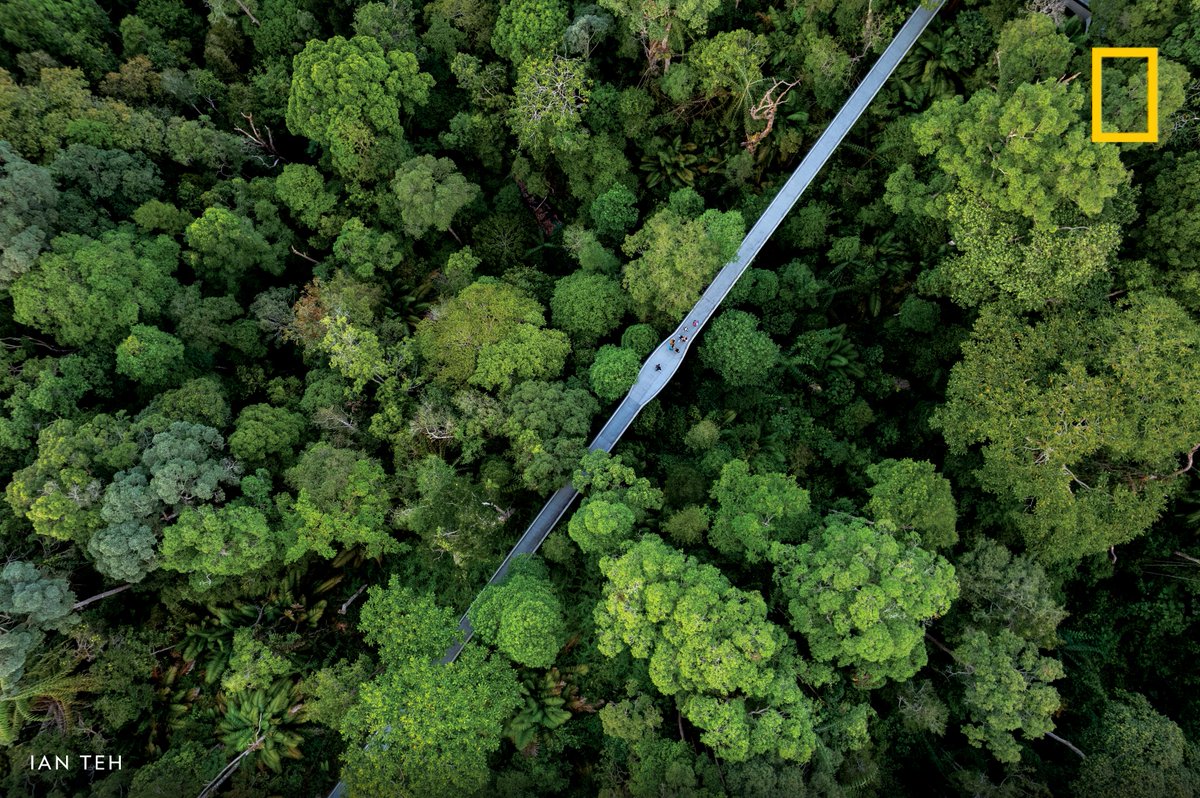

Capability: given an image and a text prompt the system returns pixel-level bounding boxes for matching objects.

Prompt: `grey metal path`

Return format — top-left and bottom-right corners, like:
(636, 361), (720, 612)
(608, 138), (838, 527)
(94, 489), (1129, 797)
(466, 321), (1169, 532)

(325, 3), (942, 795)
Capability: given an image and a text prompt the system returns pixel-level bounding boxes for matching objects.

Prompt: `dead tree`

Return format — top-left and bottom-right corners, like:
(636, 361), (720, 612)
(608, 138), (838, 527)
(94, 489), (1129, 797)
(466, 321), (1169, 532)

(743, 78), (801, 154)
(234, 112), (286, 168)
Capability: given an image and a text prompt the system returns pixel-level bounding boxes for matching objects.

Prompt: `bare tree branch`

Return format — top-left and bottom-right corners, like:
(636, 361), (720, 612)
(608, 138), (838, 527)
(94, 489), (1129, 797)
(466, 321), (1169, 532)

(72, 584), (133, 611)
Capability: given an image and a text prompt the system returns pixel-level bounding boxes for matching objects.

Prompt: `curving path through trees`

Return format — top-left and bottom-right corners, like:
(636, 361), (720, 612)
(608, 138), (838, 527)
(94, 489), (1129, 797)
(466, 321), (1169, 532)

(327, 3), (943, 794)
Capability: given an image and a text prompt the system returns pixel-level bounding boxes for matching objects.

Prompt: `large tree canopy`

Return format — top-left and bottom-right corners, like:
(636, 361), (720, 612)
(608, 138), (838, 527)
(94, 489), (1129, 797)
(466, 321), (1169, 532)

(596, 535), (818, 763)
(415, 280), (569, 391)
(889, 80), (1131, 308)
(772, 517), (958, 688)
(622, 197), (743, 324)
(286, 34), (434, 180)
(10, 228), (178, 347)
(934, 294), (1200, 561)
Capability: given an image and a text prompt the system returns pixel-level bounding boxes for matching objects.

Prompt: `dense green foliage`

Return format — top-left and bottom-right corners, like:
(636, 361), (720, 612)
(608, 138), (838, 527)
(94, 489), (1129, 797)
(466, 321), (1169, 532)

(1, 0), (1197, 795)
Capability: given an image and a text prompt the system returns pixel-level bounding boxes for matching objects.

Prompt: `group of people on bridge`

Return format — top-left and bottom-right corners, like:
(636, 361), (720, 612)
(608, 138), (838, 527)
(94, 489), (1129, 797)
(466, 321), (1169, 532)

(654, 319), (700, 371)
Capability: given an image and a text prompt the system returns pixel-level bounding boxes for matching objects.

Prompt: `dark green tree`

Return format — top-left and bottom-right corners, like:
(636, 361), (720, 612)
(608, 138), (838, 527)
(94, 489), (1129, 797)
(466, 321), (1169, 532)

(228, 404), (307, 470)
(697, 310), (779, 388)
(1073, 692), (1200, 798)
(390, 155), (480, 241)
(0, 140), (58, 288)
(550, 271), (628, 347)
(184, 207), (277, 293)
(865, 458), (957, 549)
(504, 380), (598, 492)
(708, 459), (809, 563)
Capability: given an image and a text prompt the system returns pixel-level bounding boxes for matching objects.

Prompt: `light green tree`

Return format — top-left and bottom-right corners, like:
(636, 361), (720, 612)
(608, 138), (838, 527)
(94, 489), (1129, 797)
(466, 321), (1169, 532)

(10, 228), (178, 348)
(623, 203), (742, 323)
(550, 271), (628, 347)
(688, 29), (767, 112)
(589, 345), (641, 402)
(596, 535), (818, 762)
(5, 415), (138, 544)
(954, 628), (1064, 764)
(286, 35), (434, 180)
(416, 280), (569, 392)
(573, 450), (663, 516)
(890, 81), (1131, 308)
(472, 324), (572, 393)
(341, 579), (522, 797)
(933, 294), (1200, 561)
(772, 517), (958, 688)
(333, 217), (404, 278)
(995, 14), (1073, 92)
(567, 497), (635, 555)
(184, 207), (276, 293)
(275, 163), (339, 229)
(697, 310), (779, 388)
(222, 628), (295, 695)
(159, 504), (283, 591)
(282, 443), (398, 561)
(470, 556), (566, 668)
(492, 0), (568, 64)
(115, 324), (185, 387)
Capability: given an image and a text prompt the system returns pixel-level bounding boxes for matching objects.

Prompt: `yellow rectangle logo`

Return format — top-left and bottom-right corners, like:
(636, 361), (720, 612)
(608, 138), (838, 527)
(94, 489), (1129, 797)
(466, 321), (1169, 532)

(1091, 47), (1159, 142)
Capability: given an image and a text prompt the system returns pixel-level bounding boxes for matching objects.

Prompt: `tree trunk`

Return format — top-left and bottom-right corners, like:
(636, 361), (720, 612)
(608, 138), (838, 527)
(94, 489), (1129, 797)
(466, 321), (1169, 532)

(72, 584), (133, 611)
(234, 0), (261, 26)
(1045, 730), (1086, 759)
